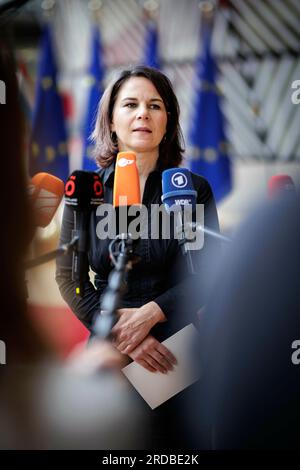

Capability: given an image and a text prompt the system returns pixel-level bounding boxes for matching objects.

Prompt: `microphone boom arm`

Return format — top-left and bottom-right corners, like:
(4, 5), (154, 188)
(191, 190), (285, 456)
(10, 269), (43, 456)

(24, 235), (79, 269)
(92, 233), (136, 339)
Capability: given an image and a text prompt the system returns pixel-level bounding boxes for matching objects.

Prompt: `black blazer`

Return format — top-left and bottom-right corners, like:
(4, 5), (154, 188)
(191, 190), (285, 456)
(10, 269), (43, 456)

(56, 163), (219, 340)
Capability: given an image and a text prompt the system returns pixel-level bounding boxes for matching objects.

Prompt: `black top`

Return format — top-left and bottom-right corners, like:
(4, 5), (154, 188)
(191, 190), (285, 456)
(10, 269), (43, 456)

(55, 163), (220, 340)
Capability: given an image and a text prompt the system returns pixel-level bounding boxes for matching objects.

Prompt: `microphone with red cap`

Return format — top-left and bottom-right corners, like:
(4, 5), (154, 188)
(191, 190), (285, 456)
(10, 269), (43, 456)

(64, 170), (104, 297)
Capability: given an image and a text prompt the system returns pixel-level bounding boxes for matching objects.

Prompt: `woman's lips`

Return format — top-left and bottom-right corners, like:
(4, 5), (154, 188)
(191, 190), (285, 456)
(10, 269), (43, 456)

(133, 127), (152, 133)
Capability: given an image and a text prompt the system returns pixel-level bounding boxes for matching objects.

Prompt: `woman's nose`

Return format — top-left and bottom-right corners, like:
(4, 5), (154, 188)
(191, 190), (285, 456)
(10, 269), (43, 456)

(136, 105), (149, 120)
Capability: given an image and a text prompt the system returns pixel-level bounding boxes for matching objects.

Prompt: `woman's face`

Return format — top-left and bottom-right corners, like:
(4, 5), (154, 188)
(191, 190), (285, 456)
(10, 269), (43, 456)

(111, 76), (168, 155)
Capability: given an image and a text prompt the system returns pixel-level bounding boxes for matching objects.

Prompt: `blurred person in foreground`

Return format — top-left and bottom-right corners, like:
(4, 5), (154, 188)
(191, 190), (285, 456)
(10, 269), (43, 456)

(186, 191), (300, 449)
(0, 35), (144, 450)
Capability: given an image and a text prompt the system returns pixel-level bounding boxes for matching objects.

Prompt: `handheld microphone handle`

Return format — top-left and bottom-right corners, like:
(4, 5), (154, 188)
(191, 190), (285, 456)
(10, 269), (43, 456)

(73, 212), (89, 251)
(72, 211), (90, 297)
(92, 237), (133, 339)
(176, 211), (196, 275)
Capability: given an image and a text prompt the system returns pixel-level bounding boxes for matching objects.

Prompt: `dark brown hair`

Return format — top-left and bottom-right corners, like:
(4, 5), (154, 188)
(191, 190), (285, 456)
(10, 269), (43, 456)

(91, 65), (184, 170)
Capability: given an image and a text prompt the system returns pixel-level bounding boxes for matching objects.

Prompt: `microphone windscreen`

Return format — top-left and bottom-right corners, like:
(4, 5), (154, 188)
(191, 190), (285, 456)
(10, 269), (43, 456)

(28, 172), (64, 227)
(64, 170), (103, 211)
(161, 168), (197, 212)
(113, 152), (140, 207)
(268, 174), (296, 198)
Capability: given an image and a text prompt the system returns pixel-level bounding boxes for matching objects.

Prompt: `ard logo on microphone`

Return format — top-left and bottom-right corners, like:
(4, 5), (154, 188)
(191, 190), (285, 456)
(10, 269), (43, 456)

(0, 340), (6, 365)
(171, 172), (188, 188)
(0, 80), (6, 104)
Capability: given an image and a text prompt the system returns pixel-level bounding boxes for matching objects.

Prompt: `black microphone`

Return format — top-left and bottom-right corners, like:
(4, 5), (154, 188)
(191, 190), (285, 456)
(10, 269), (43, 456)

(64, 170), (103, 296)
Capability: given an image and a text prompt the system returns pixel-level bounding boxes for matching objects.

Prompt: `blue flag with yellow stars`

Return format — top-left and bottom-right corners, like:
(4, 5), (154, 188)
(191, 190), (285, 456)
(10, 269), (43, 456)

(82, 26), (104, 170)
(29, 24), (69, 181)
(188, 25), (232, 202)
(143, 19), (160, 69)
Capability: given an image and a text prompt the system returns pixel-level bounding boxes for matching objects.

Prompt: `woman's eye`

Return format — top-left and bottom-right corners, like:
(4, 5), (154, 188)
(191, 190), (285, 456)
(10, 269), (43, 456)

(124, 102), (136, 108)
(124, 103), (161, 110)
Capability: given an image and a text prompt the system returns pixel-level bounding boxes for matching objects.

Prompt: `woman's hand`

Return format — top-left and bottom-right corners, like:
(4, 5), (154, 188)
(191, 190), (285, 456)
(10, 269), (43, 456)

(112, 301), (166, 354)
(128, 334), (177, 373)
(67, 339), (128, 375)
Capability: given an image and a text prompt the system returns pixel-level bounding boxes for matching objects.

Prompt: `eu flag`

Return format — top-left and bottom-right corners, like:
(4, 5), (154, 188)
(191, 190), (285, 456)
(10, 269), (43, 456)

(29, 24), (69, 181)
(188, 25), (232, 202)
(143, 19), (160, 69)
(82, 26), (104, 171)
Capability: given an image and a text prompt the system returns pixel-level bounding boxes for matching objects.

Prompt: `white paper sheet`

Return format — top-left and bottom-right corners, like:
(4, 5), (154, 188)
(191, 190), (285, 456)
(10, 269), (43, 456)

(122, 323), (201, 409)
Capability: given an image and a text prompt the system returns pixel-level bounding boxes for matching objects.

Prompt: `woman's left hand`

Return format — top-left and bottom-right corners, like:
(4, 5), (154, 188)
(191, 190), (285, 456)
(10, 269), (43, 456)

(112, 301), (166, 354)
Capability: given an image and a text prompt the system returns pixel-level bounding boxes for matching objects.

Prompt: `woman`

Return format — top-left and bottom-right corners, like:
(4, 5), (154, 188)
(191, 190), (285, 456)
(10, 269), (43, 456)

(56, 65), (220, 448)
(56, 65), (219, 376)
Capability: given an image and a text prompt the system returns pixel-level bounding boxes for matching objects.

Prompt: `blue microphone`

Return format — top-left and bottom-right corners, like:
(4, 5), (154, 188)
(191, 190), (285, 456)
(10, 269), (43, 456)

(161, 168), (197, 212)
(161, 168), (198, 273)
(161, 168), (231, 250)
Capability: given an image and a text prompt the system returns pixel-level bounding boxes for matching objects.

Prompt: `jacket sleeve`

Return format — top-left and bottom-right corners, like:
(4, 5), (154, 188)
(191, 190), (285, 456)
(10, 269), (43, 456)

(153, 175), (220, 327)
(55, 204), (101, 331)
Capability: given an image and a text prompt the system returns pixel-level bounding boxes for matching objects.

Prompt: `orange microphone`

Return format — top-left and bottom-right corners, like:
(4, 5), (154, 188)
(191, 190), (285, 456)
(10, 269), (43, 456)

(93, 154), (141, 336)
(28, 172), (65, 227)
(113, 152), (140, 207)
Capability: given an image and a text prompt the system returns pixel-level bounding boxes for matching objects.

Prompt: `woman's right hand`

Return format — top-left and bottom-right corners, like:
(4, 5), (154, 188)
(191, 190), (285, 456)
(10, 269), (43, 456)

(128, 335), (177, 374)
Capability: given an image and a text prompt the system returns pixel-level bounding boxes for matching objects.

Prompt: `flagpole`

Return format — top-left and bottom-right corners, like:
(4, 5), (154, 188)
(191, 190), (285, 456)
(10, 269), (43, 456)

(142, 0), (160, 69)
(29, 0), (70, 181)
(81, 0), (104, 171)
(199, 1), (215, 34)
(41, 0), (55, 21)
(88, 0), (103, 21)
(187, 0), (232, 203)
